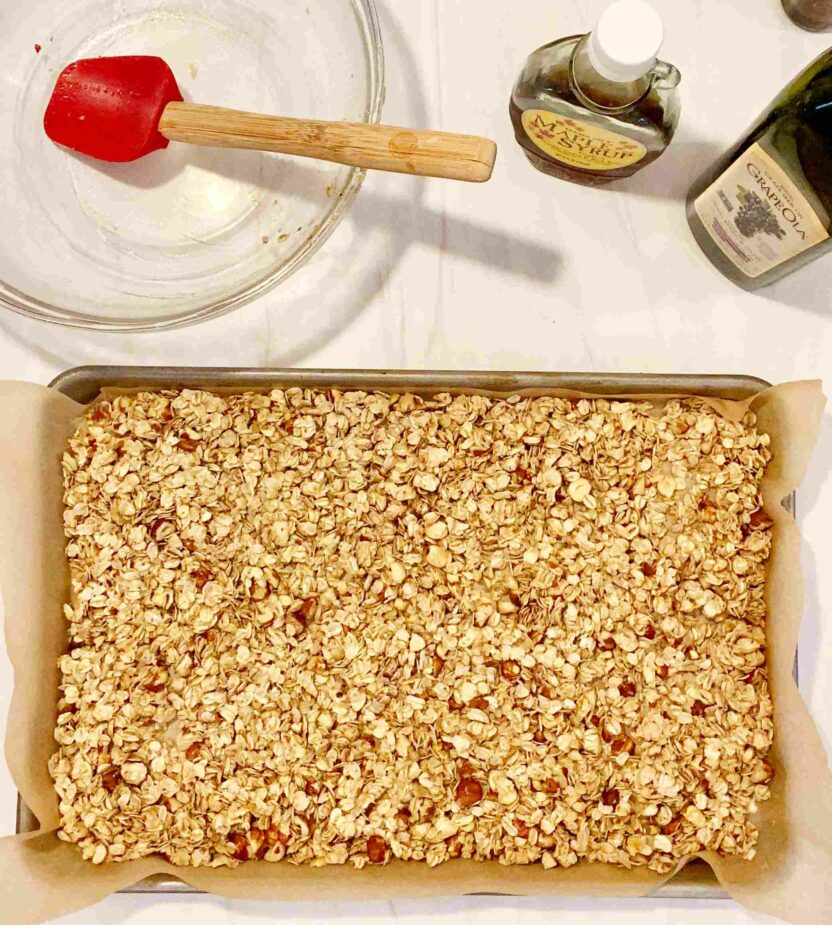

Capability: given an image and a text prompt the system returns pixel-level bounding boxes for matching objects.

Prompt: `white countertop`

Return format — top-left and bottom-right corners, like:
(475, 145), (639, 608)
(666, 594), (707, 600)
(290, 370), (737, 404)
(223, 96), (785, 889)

(1, 1), (830, 922)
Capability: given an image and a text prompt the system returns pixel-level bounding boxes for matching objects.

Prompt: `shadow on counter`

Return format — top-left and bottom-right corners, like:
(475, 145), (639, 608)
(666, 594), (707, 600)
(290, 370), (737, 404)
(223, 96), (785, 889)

(761, 257), (832, 318)
(616, 135), (725, 202)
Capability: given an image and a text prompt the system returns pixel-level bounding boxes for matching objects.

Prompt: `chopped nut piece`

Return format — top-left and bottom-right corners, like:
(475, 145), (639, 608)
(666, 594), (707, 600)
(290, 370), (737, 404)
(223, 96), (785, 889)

(500, 661), (521, 680)
(367, 835), (387, 864)
(661, 815), (682, 836)
(749, 509), (772, 528)
(250, 828), (268, 860)
(148, 519), (172, 542)
(753, 759), (776, 784)
(456, 778), (484, 808)
(266, 824), (288, 847)
(294, 598), (316, 626)
(229, 833), (248, 861)
(611, 736), (636, 757)
(144, 673), (166, 693)
(192, 567), (213, 590)
(101, 768), (121, 793)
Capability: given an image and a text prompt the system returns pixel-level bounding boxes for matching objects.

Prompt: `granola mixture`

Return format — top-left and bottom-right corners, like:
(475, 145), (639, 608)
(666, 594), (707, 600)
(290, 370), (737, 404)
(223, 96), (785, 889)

(51, 389), (776, 871)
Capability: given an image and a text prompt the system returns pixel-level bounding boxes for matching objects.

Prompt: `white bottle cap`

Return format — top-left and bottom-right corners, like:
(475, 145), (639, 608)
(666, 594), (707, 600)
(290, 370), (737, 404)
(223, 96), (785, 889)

(587, 0), (664, 83)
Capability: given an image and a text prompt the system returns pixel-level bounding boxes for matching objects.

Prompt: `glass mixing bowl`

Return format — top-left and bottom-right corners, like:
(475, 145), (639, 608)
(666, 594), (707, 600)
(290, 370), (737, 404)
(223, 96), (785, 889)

(1, 0), (384, 330)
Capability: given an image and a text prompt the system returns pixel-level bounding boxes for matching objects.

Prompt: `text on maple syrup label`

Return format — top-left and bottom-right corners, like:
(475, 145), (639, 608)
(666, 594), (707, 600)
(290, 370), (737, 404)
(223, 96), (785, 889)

(521, 110), (647, 171)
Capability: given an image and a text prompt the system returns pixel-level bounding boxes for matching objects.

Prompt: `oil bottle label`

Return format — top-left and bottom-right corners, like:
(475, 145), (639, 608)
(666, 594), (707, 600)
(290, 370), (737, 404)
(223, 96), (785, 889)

(694, 142), (828, 278)
(521, 110), (647, 171)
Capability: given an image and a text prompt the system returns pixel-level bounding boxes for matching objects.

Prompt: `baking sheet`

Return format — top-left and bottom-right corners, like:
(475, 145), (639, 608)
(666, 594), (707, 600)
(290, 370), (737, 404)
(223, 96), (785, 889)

(0, 368), (829, 924)
(27, 366), (784, 899)
(47, 366), (777, 404)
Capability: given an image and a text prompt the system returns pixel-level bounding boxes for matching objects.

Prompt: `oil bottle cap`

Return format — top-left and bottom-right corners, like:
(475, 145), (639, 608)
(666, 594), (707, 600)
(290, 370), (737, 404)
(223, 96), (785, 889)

(587, 0), (664, 83)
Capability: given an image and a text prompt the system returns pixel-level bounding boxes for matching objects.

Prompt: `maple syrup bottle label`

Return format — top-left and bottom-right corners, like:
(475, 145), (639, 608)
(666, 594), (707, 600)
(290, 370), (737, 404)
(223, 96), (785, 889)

(693, 142), (828, 278)
(521, 110), (647, 171)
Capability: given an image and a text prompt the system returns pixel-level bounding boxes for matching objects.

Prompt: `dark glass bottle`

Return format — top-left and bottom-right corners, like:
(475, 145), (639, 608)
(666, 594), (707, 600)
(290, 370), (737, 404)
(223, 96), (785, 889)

(687, 50), (832, 290)
(510, 0), (680, 187)
(782, 0), (832, 32)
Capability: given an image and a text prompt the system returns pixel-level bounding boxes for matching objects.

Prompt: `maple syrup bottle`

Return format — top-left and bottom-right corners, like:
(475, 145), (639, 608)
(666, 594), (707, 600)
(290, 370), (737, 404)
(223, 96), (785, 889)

(510, 0), (680, 187)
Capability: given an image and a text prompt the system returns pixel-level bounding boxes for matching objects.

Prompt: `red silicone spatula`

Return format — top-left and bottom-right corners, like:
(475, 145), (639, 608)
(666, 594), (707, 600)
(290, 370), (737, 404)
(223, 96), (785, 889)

(44, 55), (496, 182)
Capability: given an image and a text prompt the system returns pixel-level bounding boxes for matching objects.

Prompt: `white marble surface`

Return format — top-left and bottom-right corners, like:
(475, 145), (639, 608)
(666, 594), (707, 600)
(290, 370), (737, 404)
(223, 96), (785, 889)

(1, 0), (830, 922)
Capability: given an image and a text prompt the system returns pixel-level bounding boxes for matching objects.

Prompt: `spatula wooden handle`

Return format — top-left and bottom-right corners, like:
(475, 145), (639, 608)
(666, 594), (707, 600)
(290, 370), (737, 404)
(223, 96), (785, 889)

(158, 102), (496, 182)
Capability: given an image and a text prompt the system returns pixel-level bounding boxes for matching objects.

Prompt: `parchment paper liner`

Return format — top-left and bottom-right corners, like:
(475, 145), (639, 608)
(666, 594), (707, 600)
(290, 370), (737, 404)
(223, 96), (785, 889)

(0, 379), (829, 923)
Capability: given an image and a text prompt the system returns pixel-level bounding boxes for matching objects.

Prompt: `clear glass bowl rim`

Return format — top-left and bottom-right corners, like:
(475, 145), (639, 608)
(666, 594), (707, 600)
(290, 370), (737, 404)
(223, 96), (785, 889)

(1, 0), (385, 332)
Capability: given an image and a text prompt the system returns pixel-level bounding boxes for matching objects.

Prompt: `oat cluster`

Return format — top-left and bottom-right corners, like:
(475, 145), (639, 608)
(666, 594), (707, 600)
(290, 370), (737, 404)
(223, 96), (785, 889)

(51, 389), (775, 872)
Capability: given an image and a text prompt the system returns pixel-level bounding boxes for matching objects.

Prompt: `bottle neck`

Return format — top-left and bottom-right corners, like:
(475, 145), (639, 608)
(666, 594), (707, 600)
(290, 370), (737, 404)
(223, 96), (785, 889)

(569, 34), (652, 112)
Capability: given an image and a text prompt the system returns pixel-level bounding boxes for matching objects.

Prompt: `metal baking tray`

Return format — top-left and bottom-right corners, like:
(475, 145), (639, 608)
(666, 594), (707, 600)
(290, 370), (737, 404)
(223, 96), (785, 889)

(16, 366), (794, 900)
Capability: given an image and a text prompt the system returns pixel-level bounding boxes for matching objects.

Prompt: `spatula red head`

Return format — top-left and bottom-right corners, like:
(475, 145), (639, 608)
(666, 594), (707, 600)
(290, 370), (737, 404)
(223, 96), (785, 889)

(44, 56), (183, 162)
